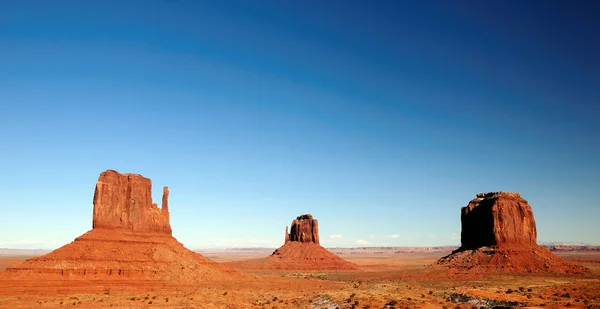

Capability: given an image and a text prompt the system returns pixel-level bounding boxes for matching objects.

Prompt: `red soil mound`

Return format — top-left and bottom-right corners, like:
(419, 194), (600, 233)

(224, 242), (357, 271)
(268, 242), (357, 270)
(437, 245), (586, 275)
(4, 170), (239, 283)
(437, 192), (587, 274)
(6, 228), (238, 282)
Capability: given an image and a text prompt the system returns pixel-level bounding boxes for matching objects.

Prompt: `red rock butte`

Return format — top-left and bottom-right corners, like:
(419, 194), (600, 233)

(437, 192), (587, 274)
(5, 170), (237, 282)
(460, 192), (537, 249)
(285, 214), (320, 245)
(93, 170), (172, 234)
(225, 214), (357, 271)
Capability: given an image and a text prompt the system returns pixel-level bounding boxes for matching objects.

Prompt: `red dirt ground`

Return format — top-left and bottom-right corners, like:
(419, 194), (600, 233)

(1, 251), (599, 308)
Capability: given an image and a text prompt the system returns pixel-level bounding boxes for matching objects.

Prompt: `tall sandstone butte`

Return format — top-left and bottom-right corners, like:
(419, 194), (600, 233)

(92, 170), (171, 234)
(460, 192), (536, 250)
(7, 169), (237, 281)
(267, 213), (355, 270)
(285, 214), (320, 245)
(438, 191), (586, 274)
(225, 213), (356, 270)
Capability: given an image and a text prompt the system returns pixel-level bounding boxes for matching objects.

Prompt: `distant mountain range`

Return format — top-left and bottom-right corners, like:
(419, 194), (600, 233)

(0, 248), (51, 256)
(539, 241), (592, 245)
(2, 243), (599, 257)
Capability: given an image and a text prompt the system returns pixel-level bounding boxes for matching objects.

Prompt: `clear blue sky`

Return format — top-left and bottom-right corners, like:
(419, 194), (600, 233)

(1, 0), (599, 249)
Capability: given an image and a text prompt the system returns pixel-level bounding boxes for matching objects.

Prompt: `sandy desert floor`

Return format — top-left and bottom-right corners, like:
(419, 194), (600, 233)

(1, 251), (599, 309)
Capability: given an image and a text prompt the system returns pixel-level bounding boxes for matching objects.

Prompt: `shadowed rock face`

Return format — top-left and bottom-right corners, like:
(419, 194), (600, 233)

(285, 214), (320, 245)
(460, 192), (536, 250)
(92, 170), (171, 234)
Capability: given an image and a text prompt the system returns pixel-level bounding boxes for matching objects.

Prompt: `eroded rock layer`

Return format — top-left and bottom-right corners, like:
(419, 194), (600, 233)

(6, 228), (236, 281)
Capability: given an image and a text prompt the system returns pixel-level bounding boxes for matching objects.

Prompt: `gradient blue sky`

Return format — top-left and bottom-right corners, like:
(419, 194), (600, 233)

(1, 0), (599, 249)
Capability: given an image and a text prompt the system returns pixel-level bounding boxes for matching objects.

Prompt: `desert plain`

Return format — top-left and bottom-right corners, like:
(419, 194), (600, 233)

(1, 246), (600, 309)
(1, 171), (599, 309)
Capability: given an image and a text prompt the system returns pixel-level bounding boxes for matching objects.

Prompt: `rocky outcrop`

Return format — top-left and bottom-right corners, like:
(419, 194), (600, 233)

(226, 213), (356, 271)
(284, 226), (290, 244)
(460, 192), (536, 250)
(286, 214), (320, 245)
(437, 192), (587, 274)
(92, 170), (171, 234)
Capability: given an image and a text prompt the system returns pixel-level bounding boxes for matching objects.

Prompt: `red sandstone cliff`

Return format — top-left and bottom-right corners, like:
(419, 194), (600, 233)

(286, 214), (320, 245)
(460, 192), (536, 250)
(92, 170), (171, 234)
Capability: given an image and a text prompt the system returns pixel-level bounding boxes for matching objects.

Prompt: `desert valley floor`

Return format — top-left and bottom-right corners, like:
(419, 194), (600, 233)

(1, 247), (599, 309)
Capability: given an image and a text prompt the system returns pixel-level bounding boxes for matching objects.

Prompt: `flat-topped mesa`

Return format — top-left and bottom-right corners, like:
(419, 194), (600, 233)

(92, 170), (172, 234)
(285, 214), (320, 245)
(460, 191), (536, 250)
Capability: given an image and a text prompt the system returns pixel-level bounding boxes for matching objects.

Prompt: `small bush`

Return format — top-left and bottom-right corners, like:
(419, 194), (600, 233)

(506, 289), (514, 294)
(148, 301), (153, 304)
